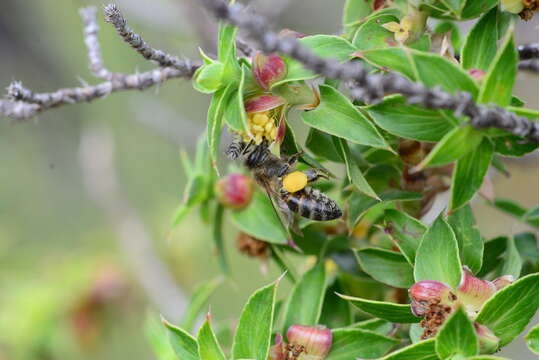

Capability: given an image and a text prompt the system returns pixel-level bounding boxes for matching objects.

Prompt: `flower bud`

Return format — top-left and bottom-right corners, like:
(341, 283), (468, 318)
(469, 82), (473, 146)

(252, 52), (287, 90)
(245, 95), (286, 114)
(456, 267), (496, 313)
(474, 323), (500, 354)
(269, 334), (285, 360)
(501, 0), (524, 13)
(493, 275), (514, 291)
(287, 325), (332, 359)
(215, 174), (253, 209)
(409, 280), (455, 317)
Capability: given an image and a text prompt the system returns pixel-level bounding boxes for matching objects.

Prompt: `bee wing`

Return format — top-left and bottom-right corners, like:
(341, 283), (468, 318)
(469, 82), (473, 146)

(258, 177), (300, 237)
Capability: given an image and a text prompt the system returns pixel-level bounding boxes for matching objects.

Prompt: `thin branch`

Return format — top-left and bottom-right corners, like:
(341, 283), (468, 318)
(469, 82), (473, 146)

(199, 0), (539, 143)
(518, 43), (539, 60)
(519, 59), (539, 73)
(104, 4), (193, 71)
(1, 6), (198, 121)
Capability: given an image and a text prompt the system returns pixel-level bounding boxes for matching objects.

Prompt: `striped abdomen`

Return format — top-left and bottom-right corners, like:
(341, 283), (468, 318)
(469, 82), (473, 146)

(283, 187), (342, 221)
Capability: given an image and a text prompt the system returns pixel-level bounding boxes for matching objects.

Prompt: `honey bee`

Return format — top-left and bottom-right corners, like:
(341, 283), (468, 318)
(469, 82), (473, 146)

(226, 138), (342, 227)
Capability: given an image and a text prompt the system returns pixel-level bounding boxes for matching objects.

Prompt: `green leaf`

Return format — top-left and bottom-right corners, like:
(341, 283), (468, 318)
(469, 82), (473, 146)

(319, 280), (353, 328)
(193, 62), (225, 94)
(343, 0), (374, 31)
(282, 262), (326, 333)
(381, 338), (438, 360)
(338, 294), (420, 323)
(435, 307), (479, 359)
(181, 278), (223, 332)
(333, 137), (378, 199)
(163, 319), (200, 360)
(352, 14), (400, 50)
(492, 198), (528, 218)
(231, 278), (279, 360)
(197, 316), (226, 360)
(224, 65), (248, 132)
(145, 314), (177, 360)
(348, 190), (422, 230)
(305, 128), (343, 163)
(476, 273), (539, 346)
(231, 191), (288, 244)
(350, 319), (393, 335)
(217, 23), (240, 79)
(447, 206), (483, 274)
(356, 248), (415, 288)
(302, 85), (391, 150)
(207, 84), (234, 171)
(414, 216), (463, 289)
(384, 209), (426, 265)
(461, 0), (498, 19)
(211, 204), (228, 275)
(494, 135), (539, 157)
(299, 35), (356, 62)
(409, 323), (424, 343)
(271, 56), (317, 88)
(366, 95), (457, 142)
(501, 237), (522, 279)
(450, 137), (493, 212)
(525, 323), (539, 355)
(478, 32), (517, 107)
(416, 126), (483, 170)
(465, 356), (510, 360)
(461, 8), (498, 71)
(326, 329), (399, 360)
(173, 174), (209, 226)
(362, 48), (478, 97)
(477, 236), (507, 278)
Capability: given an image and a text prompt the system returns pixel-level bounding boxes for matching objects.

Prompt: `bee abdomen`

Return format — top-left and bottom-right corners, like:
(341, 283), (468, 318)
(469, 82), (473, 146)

(284, 187), (342, 221)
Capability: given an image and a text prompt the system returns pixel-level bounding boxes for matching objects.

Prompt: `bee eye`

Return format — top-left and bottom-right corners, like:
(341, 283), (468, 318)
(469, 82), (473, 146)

(283, 171), (308, 193)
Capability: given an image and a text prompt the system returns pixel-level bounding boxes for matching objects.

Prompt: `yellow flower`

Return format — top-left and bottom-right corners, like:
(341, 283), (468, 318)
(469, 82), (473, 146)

(383, 16), (413, 43)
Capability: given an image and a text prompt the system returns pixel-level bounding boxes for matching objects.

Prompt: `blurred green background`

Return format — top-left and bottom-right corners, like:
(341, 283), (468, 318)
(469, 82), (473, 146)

(0, 0), (537, 359)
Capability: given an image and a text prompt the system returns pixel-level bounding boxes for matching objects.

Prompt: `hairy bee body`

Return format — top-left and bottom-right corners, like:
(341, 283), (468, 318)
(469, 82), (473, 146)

(227, 138), (342, 222)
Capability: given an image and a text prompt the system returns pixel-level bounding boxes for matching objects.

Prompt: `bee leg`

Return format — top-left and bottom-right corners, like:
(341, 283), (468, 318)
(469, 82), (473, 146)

(286, 151), (304, 166)
(303, 168), (330, 183)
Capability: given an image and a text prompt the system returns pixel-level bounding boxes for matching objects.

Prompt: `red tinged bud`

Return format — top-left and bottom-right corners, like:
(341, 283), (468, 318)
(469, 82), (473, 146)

(409, 280), (456, 317)
(252, 52), (287, 90)
(493, 275), (514, 291)
(215, 174), (253, 209)
(287, 325), (333, 359)
(244, 94), (286, 114)
(475, 323), (500, 354)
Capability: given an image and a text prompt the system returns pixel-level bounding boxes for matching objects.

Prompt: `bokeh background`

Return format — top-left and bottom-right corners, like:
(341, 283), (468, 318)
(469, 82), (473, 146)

(0, 0), (537, 359)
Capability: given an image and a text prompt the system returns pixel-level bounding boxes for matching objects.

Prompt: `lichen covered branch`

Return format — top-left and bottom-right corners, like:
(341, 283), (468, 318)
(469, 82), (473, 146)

(199, 0), (539, 142)
(1, 6), (198, 121)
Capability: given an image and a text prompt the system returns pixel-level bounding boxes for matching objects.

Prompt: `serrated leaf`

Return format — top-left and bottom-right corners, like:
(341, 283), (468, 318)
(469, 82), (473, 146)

(478, 31), (517, 107)
(384, 209), (426, 265)
(366, 95), (457, 142)
(476, 273), (539, 346)
(356, 248), (415, 288)
(333, 137), (378, 199)
(435, 307), (479, 359)
(381, 338), (437, 360)
(231, 192), (288, 244)
(231, 279), (279, 360)
(450, 137), (493, 212)
(526, 323), (539, 355)
(338, 294), (420, 323)
(326, 329), (399, 360)
(302, 85), (391, 150)
(447, 206), (483, 274)
(181, 278), (223, 332)
(461, 8), (498, 71)
(299, 35), (356, 62)
(282, 262), (326, 333)
(416, 126), (483, 170)
(414, 216), (463, 289)
(163, 319), (200, 360)
(197, 317), (226, 360)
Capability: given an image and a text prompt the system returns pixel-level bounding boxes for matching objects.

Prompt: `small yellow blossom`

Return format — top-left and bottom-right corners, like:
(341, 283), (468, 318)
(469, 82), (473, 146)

(383, 16), (413, 43)
(501, 0), (524, 13)
(241, 111), (278, 144)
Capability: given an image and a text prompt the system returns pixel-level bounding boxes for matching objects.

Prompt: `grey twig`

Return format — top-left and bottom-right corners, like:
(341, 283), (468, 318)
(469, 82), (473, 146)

(104, 4), (193, 71)
(518, 43), (539, 60)
(199, 0), (539, 143)
(519, 59), (539, 73)
(1, 6), (198, 121)
(236, 37), (255, 57)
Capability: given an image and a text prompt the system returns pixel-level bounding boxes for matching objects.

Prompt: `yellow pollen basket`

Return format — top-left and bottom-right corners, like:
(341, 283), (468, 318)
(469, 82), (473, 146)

(282, 171), (308, 193)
